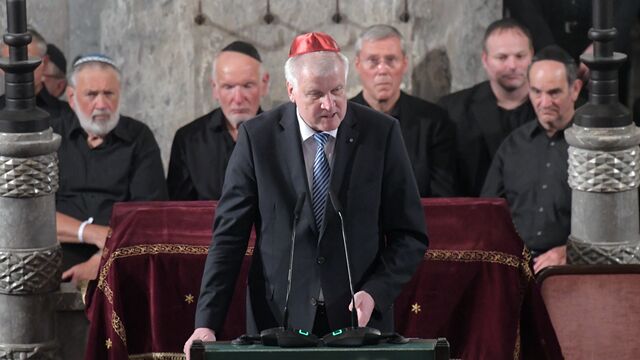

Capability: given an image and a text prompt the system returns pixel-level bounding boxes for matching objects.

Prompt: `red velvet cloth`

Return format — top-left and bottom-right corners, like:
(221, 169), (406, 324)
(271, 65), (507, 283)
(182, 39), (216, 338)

(84, 199), (561, 359)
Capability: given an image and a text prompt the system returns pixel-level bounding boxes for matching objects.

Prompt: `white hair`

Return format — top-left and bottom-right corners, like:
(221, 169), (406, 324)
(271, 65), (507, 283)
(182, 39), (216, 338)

(284, 51), (349, 90)
(355, 24), (406, 55)
(68, 61), (121, 88)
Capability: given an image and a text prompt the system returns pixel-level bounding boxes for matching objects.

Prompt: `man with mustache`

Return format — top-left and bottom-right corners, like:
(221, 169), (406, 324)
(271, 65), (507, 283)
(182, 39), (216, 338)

(167, 41), (270, 200)
(350, 25), (457, 197)
(439, 18), (536, 196)
(53, 54), (167, 283)
(481, 45), (582, 274)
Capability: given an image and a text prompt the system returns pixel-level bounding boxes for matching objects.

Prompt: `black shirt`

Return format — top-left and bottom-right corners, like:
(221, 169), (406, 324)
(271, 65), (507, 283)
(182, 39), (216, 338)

(0, 86), (72, 120)
(52, 111), (168, 226)
(438, 81), (536, 196)
(350, 92), (457, 197)
(481, 120), (571, 254)
(167, 108), (245, 200)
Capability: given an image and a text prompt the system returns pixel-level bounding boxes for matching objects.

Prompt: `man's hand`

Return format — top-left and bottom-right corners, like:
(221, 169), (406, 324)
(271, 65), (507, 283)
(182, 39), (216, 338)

(348, 291), (375, 327)
(183, 328), (216, 360)
(533, 245), (566, 274)
(61, 253), (101, 285)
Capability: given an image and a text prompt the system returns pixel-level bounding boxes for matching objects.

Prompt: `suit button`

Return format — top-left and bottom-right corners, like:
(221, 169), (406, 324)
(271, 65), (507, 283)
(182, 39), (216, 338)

(311, 298), (317, 306)
(317, 257), (326, 264)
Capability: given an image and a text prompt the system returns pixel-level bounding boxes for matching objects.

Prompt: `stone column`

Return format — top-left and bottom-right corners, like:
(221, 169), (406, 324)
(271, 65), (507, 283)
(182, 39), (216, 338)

(0, 0), (62, 358)
(566, 0), (640, 263)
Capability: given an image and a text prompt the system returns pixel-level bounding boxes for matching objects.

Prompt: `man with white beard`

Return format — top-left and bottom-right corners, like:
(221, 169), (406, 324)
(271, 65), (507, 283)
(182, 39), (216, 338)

(52, 54), (167, 283)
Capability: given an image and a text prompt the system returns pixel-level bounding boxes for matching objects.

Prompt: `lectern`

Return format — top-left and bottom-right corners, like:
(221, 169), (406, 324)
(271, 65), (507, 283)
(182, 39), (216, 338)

(190, 338), (450, 360)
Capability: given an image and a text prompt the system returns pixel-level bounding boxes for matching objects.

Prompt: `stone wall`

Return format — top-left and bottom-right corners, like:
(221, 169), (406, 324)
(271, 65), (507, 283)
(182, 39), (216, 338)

(1, 0), (502, 170)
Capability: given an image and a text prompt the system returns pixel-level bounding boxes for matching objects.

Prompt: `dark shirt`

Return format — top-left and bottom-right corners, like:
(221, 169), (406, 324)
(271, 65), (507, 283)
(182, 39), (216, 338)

(52, 112), (168, 225)
(350, 91), (457, 197)
(167, 108), (252, 200)
(52, 112), (168, 269)
(439, 81), (536, 196)
(481, 120), (571, 254)
(0, 86), (71, 120)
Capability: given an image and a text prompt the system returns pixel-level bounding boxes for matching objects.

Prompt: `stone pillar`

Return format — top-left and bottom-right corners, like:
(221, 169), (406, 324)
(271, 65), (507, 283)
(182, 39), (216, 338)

(566, 0), (640, 263)
(0, 0), (62, 358)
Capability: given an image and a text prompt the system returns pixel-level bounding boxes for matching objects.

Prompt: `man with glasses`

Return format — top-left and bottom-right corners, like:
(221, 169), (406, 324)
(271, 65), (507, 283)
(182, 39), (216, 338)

(0, 28), (70, 118)
(350, 25), (457, 197)
(43, 43), (68, 98)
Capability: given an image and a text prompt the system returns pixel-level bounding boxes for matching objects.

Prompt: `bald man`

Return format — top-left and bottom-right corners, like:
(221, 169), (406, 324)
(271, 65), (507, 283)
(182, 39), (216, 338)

(167, 41), (270, 200)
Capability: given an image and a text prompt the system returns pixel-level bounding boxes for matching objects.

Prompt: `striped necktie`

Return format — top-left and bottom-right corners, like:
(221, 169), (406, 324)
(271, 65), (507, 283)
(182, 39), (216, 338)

(312, 132), (331, 228)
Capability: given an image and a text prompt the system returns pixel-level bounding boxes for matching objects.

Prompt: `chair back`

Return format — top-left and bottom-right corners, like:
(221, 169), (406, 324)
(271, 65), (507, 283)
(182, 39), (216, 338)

(537, 264), (640, 360)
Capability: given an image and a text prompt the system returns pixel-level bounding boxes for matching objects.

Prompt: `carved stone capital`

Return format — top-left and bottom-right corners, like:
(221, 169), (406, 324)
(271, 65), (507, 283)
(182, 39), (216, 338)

(0, 341), (59, 359)
(0, 245), (61, 294)
(568, 146), (640, 192)
(0, 154), (59, 198)
(567, 236), (640, 264)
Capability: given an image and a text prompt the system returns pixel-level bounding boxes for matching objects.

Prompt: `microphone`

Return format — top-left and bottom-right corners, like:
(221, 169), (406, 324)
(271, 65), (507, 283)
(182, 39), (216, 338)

(259, 193), (319, 347)
(282, 193), (306, 328)
(323, 190), (381, 347)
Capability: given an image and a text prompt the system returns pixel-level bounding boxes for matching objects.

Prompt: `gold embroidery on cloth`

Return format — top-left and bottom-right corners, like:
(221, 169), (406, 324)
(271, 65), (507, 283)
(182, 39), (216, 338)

(129, 353), (185, 359)
(411, 303), (421, 314)
(97, 244), (255, 349)
(426, 247), (532, 359)
(424, 249), (520, 268)
(111, 310), (127, 346)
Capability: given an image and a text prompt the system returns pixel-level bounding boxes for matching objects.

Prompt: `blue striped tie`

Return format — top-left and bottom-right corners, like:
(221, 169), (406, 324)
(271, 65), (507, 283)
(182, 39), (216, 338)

(312, 132), (331, 228)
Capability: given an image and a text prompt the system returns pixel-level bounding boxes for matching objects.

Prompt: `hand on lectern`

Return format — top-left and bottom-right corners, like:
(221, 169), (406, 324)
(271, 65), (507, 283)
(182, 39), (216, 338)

(348, 291), (375, 327)
(184, 327), (216, 359)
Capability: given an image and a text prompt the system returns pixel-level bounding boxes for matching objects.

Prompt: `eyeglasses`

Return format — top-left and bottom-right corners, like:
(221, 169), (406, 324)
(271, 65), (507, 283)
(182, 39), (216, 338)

(43, 73), (66, 80)
(361, 56), (403, 70)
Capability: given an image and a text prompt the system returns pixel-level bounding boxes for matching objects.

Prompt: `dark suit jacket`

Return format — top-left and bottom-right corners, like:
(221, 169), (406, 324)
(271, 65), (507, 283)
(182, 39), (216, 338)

(439, 81), (535, 196)
(350, 91), (457, 197)
(195, 101), (428, 335)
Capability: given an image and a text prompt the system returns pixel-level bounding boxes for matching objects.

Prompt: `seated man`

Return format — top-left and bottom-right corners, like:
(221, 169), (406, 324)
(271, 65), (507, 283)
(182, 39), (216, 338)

(439, 19), (536, 196)
(481, 45), (583, 273)
(0, 28), (70, 118)
(167, 41), (269, 200)
(350, 25), (456, 197)
(43, 43), (68, 98)
(53, 54), (168, 283)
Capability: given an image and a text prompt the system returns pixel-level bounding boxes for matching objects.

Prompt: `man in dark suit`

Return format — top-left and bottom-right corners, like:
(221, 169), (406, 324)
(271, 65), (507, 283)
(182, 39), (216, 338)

(439, 19), (536, 196)
(350, 25), (457, 197)
(184, 32), (428, 355)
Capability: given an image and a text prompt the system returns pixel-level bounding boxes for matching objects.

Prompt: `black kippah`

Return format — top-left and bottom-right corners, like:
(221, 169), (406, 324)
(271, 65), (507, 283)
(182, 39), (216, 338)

(221, 41), (262, 62)
(532, 45), (575, 66)
(46, 44), (67, 74)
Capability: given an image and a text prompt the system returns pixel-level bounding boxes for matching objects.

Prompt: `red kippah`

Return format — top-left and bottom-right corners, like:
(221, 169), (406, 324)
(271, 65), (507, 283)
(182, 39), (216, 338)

(288, 32), (340, 58)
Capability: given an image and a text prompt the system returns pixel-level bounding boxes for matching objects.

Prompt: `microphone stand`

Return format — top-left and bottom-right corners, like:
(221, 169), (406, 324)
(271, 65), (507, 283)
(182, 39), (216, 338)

(258, 194), (319, 347)
(323, 191), (381, 347)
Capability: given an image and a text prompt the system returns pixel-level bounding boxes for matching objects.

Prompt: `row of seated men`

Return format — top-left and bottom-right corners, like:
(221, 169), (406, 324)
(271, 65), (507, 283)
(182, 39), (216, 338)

(0, 18), (581, 285)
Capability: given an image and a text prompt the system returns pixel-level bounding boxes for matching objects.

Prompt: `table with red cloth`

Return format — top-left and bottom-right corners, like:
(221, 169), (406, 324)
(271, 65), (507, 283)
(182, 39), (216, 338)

(84, 198), (562, 360)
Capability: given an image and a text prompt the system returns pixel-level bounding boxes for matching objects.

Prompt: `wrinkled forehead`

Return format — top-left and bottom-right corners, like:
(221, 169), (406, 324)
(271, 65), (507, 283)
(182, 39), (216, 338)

(74, 63), (121, 87)
(484, 28), (532, 53)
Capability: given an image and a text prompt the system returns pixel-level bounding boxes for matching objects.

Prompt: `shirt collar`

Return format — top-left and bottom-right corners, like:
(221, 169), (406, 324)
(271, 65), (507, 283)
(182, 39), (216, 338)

(528, 118), (572, 139)
(213, 107), (264, 132)
(296, 107), (338, 141)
